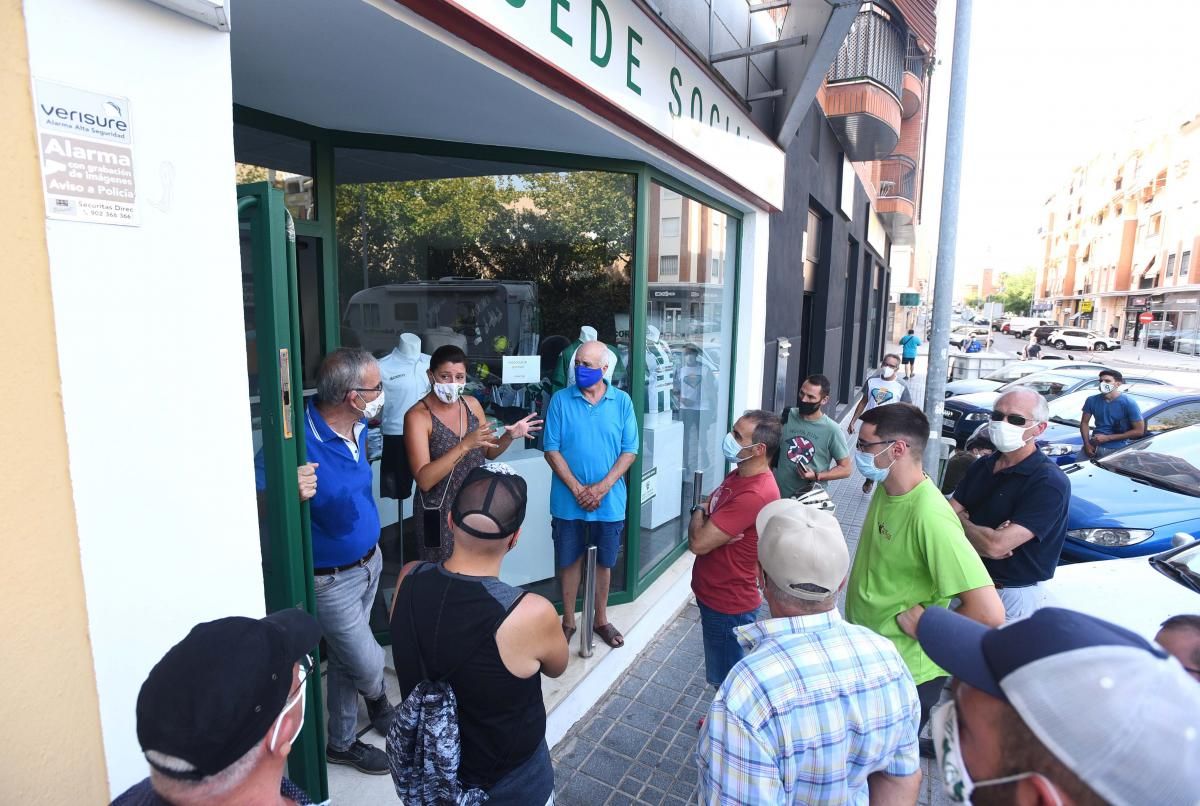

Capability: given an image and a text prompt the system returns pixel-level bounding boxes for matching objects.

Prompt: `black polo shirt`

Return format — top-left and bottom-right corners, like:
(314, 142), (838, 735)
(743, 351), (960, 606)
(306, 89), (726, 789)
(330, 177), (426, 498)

(951, 449), (1070, 587)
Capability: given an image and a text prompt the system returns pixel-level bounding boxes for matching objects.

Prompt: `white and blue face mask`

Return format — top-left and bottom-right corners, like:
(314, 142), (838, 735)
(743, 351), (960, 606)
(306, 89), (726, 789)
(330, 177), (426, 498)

(853, 441), (897, 482)
(722, 432), (760, 464)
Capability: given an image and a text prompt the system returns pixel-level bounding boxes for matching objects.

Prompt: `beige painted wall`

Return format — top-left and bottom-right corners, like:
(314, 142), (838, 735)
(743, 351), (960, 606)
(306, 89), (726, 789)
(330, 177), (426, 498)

(0, 0), (109, 798)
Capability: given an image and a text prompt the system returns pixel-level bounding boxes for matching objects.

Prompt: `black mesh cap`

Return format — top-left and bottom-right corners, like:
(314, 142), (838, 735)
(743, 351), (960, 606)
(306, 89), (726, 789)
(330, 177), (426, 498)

(451, 463), (528, 539)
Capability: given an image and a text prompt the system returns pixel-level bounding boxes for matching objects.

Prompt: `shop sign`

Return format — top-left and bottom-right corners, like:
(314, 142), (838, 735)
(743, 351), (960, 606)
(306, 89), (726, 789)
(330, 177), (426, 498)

(899, 292), (920, 307)
(34, 80), (137, 226)
(640, 466), (657, 503)
(449, 0), (785, 207)
(1128, 296), (1149, 308)
(501, 355), (541, 384)
(866, 206), (887, 257)
(1080, 299), (1093, 314)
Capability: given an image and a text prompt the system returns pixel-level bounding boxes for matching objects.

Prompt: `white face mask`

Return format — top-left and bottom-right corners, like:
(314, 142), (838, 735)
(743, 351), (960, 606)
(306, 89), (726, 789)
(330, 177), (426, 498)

(355, 390), (385, 419)
(433, 382), (465, 404)
(269, 680), (307, 753)
(880, 365), (898, 379)
(931, 701), (1063, 805)
(987, 420), (1032, 453)
(1099, 381), (1117, 395)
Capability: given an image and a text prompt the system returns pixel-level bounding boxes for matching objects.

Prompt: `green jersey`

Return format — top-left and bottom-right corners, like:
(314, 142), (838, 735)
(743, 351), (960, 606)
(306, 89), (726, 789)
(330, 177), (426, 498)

(773, 411), (849, 499)
(845, 477), (993, 684)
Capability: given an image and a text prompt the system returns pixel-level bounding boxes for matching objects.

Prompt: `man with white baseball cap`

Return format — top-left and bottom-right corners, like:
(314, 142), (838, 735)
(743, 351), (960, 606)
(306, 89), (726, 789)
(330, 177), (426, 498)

(697, 499), (921, 804)
(917, 605), (1200, 805)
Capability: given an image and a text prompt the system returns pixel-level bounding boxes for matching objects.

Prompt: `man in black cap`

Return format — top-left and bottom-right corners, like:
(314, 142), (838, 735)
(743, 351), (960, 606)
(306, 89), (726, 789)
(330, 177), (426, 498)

(388, 463), (568, 805)
(112, 609), (322, 805)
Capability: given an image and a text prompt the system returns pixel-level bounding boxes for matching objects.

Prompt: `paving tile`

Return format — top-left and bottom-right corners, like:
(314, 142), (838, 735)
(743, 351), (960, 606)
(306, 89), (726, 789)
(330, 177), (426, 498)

(600, 694), (633, 719)
(625, 761), (654, 782)
(556, 773), (612, 806)
(580, 715), (614, 743)
(647, 769), (675, 793)
(639, 786), (667, 806)
(637, 681), (682, 712)
(604, 723), (651, 758)
(587, 747), (635, 784)
(619, 776), (645, 796)
(651, 663), (692, 691)
(618, 702), (666, 734)
(553, 736), (595, 770)
(618, 675), (647, 698)
(606, 792), (638, 806)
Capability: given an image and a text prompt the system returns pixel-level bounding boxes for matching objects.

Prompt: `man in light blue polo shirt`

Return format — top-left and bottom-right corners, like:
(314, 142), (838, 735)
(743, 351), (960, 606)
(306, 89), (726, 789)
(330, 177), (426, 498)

(544, 339), (639, 650)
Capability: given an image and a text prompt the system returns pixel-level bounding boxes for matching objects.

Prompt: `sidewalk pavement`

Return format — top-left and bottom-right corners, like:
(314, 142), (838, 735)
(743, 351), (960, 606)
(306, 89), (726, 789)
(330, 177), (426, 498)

(551, 353), (950, 805)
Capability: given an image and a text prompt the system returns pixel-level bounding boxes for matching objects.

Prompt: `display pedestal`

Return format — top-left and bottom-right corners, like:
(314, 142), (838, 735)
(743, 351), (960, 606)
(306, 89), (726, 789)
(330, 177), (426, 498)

(495, 444), (556, 587)
(642, 415), (684, 529)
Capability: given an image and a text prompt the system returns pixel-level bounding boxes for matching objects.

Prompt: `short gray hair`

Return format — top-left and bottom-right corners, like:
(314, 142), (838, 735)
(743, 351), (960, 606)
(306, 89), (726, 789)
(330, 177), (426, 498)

(146, 743), (265, 802)
(316, 347), (376, 405)
(1000, 388), (1049, 423)
(764, 575), (835, 616)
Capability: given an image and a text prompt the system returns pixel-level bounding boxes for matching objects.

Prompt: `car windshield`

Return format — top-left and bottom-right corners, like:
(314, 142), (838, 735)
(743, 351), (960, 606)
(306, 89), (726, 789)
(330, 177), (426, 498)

(1044, 390), (1160, 427)
(1099, 426), (1200, 497)
(985, 364), (1035, 382)
(1151, 541), (1200, 595)
(1000, 374), (1071, 397)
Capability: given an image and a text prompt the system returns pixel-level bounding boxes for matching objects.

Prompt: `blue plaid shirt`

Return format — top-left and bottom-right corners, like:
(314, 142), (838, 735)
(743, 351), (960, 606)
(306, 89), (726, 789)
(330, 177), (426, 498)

(696, 610), (920, 805)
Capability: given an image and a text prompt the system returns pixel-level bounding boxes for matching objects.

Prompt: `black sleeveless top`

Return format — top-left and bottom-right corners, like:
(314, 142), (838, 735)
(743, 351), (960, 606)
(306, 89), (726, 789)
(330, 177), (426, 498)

(390, 563), (546, 790)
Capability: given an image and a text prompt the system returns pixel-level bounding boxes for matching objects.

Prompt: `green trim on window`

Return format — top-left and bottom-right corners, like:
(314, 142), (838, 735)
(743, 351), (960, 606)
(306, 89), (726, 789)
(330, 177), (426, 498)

(625, 168), (650, 596)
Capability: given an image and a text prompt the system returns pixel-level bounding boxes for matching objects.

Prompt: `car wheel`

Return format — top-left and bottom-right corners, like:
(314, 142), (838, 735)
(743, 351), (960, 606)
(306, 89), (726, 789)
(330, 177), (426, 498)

(1093, 343), (1107, 351)
(1053, 340), (1067, 349)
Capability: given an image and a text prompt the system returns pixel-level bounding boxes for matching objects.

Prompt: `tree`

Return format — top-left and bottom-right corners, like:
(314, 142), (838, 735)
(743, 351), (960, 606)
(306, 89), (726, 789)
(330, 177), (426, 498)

(999, 270), (1035, 315)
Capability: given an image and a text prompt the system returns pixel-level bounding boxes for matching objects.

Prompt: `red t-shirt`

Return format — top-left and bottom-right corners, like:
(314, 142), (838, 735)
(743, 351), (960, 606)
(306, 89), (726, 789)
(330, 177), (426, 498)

(691, 470), (781, 614)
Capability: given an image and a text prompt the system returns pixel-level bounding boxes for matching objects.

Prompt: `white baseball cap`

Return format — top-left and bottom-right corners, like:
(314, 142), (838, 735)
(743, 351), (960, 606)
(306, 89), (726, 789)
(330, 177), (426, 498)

(754, 499), (849, 601)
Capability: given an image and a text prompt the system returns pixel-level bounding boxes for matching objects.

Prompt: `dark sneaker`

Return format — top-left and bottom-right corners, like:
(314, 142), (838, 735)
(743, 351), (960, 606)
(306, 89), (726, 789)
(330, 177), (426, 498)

(919, 737), (936, 759)
(327, 740), (389, 775)
(366, 694), (395, 736)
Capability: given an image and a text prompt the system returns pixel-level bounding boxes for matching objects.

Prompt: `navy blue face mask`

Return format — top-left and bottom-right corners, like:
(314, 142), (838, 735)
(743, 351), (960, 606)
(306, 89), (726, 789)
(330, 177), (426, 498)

(575, 365), (604, 389)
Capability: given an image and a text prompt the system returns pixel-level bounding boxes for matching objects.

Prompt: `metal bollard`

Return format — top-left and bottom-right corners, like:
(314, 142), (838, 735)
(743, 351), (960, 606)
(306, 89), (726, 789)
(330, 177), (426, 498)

(579, 545), (597, 657)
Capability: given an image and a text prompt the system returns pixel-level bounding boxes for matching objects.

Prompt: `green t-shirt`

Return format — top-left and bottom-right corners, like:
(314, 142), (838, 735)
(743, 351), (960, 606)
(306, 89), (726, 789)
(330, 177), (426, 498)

(773, 411), (850, 499)
(845, 477), (994, 684)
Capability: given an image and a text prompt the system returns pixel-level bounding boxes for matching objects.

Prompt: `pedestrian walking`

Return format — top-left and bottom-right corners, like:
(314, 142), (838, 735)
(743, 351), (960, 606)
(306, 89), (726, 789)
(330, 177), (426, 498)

(846, 354), (908, 495)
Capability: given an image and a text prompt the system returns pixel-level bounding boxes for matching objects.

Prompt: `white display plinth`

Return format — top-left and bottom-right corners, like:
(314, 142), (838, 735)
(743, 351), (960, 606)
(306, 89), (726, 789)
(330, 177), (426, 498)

(643, 415), (684, 529)
(495, 444), (556, 587)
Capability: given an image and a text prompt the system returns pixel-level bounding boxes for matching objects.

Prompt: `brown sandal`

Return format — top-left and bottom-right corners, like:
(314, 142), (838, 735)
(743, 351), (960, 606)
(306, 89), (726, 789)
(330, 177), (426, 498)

(562, 623), (576, 642)
(594, 622), (624, 648)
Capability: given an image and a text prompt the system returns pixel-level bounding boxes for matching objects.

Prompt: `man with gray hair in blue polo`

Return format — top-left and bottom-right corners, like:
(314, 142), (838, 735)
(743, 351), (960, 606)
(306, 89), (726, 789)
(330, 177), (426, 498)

(255, 347), (393, 774)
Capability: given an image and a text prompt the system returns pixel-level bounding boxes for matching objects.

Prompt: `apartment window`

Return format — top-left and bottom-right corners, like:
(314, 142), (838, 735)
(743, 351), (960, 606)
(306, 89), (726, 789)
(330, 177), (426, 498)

(1167, 254), (1177, 278)
(711, 257), (720, 279)
(659, 255), (679, 277)
(1150, 214), (1162, 235)
(661, 216), (680, 237)
(1181, 251), (1193, 279)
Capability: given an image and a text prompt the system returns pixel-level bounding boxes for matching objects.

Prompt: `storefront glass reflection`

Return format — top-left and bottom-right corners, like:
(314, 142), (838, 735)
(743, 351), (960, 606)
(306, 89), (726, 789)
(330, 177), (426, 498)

(333, 150), (635, 606)
(637, 182), (737, 579)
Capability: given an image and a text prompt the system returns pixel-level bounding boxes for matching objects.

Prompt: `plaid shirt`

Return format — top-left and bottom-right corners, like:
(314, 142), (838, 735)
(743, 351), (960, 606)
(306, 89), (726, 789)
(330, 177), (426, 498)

(696, 610), (920, 805)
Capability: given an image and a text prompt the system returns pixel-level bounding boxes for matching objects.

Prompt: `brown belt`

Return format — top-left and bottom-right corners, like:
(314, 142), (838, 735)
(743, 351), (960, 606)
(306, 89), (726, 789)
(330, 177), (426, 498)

(314, 545), (376, 576)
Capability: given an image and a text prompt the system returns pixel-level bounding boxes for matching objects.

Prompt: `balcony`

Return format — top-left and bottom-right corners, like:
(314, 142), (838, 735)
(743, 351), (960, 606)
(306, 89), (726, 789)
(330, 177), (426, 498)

(823, 6), (906, 161)
(901, 40), (925, 119)
(877, 155), (917, 244)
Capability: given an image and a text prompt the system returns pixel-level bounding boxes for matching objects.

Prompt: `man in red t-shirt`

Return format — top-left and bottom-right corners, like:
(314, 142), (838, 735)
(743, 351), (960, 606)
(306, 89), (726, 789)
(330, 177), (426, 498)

(688, 410), (782, 688)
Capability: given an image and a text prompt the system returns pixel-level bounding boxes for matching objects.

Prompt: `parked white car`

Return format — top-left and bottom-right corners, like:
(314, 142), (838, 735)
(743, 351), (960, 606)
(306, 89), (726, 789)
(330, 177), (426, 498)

(1047, 328), (1121, 351)
(1044, 538), (1199, 641)
(942, 358), (1101, 397)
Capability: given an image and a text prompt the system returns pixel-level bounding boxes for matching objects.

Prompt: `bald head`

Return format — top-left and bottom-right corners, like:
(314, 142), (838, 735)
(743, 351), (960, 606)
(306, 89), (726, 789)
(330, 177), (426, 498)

(577, 339), (608, 366)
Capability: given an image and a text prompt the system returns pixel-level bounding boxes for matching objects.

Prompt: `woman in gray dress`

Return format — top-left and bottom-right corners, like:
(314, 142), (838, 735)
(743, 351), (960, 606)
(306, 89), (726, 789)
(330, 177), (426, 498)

(404, 345), (541, 561)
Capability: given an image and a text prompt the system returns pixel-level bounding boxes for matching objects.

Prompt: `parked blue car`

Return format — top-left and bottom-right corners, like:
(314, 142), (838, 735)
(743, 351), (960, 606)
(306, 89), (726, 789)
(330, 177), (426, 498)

(1037, 386), (1200, 465)
(1061, 424), (1200, 562)
(940, 368), (1164, 447)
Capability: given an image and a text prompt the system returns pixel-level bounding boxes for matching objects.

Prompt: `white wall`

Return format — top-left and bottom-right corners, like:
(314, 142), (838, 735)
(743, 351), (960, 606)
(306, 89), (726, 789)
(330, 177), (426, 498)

(732, 210), (770, 414)
(23, 0), (262, 795)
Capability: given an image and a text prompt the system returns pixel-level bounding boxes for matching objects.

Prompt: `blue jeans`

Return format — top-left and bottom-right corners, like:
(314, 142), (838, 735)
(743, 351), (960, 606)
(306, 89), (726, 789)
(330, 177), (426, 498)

(313, 546), (385, 750)
(483, 740), (555, 805)
(697, 600), (757, 688)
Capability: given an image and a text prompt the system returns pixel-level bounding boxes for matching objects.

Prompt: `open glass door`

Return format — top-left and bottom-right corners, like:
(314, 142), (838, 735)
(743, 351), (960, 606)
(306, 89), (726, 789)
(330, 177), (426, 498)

(239, 182), (328, 802)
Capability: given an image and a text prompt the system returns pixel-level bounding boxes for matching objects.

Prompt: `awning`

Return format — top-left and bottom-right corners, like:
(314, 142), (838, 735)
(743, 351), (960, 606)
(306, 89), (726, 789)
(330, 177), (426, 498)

(1141, 255), (1159, 280)
(1070, 312), (1088, 321)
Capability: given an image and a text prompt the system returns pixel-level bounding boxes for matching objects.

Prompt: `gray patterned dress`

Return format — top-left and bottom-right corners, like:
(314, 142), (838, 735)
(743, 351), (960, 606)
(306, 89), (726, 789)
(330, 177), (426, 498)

(414, 398), (485, 562)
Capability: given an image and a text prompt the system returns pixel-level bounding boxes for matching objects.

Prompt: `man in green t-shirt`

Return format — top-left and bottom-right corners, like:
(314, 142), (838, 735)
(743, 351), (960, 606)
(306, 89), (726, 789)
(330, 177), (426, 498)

(845, 403), (1004, 730)
(774, 374), (851, 500)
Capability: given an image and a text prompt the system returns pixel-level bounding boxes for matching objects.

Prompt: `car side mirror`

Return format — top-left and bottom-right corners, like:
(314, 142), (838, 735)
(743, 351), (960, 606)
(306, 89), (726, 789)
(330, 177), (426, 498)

(1172, 532), (1194, 549)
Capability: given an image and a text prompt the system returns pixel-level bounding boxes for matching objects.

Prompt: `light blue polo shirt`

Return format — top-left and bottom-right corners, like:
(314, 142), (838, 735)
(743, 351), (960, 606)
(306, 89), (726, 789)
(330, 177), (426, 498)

(543, 382), (640, 522)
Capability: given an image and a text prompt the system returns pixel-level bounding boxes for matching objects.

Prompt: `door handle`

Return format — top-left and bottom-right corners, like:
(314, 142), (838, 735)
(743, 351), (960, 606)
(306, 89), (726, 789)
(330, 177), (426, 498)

(279, 348), (293, 440)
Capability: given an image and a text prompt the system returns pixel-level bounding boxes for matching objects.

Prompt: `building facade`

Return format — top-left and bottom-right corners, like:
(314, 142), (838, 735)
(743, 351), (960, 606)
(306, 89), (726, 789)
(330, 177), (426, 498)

(1036, 113), (1200, 349)
(4, 0), (921, 801)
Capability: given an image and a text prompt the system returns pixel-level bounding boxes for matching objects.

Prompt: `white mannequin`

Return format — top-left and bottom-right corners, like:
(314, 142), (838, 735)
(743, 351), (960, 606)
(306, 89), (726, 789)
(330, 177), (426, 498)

(646, 324), (674, 415)
(570, 325), (617, 383)
(579, 325), (598, 342)
(379, 332), (431, 436)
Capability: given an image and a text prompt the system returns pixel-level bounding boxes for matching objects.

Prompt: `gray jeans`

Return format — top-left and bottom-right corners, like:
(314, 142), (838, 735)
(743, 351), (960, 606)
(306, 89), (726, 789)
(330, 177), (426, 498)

(314, 546), (385, 750)
(998, 583), (1046, 623)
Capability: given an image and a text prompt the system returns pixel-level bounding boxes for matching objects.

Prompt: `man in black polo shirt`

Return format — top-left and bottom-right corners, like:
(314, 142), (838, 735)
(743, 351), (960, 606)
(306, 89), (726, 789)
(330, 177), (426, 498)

(950, 388), (1070, 622)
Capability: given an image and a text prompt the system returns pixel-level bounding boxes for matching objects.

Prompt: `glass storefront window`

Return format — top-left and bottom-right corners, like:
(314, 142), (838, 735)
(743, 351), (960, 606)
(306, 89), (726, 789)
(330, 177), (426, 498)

(234, 124), (317, 222)
(638, 182), (737, 579)
(334, 149), (636, 604)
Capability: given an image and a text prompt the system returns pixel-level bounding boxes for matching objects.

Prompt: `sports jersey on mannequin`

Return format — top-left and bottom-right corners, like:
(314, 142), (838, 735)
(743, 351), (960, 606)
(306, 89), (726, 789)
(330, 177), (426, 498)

(379, 332), (429, 500)
(645, 325), (675, 415)
(549, 325), (628, 391)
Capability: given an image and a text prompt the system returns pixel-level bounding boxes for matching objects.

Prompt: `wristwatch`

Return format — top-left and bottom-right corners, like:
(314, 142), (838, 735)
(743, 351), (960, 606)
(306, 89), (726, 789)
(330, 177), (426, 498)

(691, 503), (707, 516)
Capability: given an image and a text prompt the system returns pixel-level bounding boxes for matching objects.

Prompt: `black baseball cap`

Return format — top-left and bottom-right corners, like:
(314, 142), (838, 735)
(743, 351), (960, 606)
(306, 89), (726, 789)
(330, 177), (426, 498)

(136, 608), (321, 779)
(450, 462), (527, 539)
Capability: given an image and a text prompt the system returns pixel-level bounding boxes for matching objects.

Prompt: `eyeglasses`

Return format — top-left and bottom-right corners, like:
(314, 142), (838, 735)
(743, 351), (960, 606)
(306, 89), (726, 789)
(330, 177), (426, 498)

(353, 383), (383, 394)
(855, 439), (896, 452)
(990, 410), (1033, 427)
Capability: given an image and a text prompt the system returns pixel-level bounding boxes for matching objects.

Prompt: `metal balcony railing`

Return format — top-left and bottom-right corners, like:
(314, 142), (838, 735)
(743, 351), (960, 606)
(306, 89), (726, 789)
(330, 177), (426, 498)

(878, 155), (917, 201)
(827, 7), (906, 101)
(904, 36), (927, 78)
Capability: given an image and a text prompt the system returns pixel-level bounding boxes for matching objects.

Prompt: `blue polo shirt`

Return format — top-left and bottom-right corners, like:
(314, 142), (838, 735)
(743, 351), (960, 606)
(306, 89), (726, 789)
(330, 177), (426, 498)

(255, 399), (380, 568)
(543, 382), (639, 522)
(951, 450), (1070, 587)
(1083, 392), (1142, 451)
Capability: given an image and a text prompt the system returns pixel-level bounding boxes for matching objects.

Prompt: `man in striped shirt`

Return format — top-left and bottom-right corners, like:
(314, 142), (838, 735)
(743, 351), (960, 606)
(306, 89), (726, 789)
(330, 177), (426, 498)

(697, 500), (921, 805)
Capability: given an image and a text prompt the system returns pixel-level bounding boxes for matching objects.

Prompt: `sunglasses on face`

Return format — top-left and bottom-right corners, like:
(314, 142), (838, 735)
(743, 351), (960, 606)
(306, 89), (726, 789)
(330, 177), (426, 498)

(990, 410), (1032, 427)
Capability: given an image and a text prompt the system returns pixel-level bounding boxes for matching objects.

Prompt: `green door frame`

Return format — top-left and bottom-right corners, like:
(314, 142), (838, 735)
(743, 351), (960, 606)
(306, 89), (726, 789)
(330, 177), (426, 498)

(238, 182), (328, 803)
(231, 105), (747, 607)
